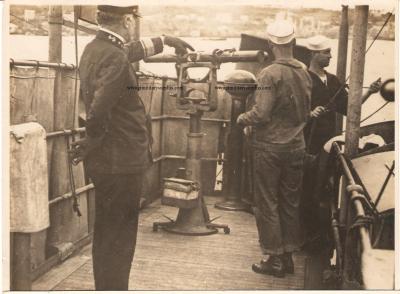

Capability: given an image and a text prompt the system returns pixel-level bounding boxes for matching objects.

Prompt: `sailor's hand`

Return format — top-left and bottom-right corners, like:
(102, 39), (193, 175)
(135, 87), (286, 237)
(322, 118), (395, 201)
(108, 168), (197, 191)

(243, 126), (252, 137)
(367, 78), (382, 95)
(163, 35), (195, 55)
(237, 113), (245, 125)
(68, 136), (102, 165)
(310, 106), (326, 118)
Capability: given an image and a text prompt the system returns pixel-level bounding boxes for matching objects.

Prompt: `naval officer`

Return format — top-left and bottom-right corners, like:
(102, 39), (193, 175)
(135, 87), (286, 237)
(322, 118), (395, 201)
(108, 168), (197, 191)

(70, 5), (194, 290)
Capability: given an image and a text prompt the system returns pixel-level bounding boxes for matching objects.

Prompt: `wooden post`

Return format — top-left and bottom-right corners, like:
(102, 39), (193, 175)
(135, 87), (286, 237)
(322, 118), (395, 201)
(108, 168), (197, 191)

(335, 5), (349, 135)
(48, 3), (90, 250)
(48, 6), (63, 63)
(344, 5), (369, 158)
(342, 5), (369, 288)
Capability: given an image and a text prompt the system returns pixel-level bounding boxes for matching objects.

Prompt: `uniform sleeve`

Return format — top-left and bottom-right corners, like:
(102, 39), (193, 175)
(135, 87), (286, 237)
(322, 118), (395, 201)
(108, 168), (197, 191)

(237, 70), (276, 126)
(86, 53), (127, 138)
(125, 37), (164, 62)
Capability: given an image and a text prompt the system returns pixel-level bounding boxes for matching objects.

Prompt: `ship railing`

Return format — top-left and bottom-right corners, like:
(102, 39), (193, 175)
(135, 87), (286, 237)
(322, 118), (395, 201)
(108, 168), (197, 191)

(328, 141), (393, 289)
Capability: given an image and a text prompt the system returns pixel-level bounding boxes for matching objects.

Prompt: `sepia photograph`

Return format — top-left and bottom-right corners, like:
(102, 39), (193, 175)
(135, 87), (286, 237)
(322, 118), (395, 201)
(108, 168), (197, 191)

(3, 0), (398, 291)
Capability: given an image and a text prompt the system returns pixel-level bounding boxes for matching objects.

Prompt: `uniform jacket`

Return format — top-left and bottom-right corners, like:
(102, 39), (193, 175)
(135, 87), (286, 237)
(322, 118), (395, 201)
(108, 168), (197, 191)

(304, 70), (348, 155)
(238, 58), (312, 152)
(79, 29), (163, 174)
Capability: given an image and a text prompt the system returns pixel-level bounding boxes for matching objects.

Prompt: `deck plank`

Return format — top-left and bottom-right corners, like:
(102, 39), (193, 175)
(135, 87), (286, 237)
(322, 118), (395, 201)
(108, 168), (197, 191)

(34, 196), (306, 290)
(32, 253), (91, 290)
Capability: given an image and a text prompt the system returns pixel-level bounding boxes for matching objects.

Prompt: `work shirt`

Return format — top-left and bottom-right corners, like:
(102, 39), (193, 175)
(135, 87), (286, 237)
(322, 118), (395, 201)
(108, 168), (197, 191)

(238, 58), (312, 152)
(304, 70), (348, 155)
(79, 30), (163, 174)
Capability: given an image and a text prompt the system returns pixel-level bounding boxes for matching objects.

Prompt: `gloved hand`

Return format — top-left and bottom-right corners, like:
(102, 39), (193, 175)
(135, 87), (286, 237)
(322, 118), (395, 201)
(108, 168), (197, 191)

(68, 135), (103, 165)
(163, 35), (195, 55)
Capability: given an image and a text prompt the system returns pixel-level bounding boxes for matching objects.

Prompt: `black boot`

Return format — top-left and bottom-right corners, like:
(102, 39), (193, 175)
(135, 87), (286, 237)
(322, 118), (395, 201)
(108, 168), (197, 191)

(281, 252), (294, 274)
(252, 255), (285, 278)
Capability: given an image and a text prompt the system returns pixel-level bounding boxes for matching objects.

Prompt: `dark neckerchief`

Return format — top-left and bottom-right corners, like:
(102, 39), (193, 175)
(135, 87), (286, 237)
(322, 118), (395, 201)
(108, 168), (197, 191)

(96, 30), (125, 50)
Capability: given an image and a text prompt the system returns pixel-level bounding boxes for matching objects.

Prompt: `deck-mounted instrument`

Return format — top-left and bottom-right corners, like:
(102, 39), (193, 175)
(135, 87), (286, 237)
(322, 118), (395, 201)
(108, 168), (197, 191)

(215, 70), (257, 211)
(146, 50), (265, 235)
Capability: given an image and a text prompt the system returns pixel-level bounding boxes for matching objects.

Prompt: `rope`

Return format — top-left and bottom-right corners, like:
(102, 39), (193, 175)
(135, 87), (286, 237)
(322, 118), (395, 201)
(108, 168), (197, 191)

(349, 215), (374, 230)
(64, 7), (83, 218)
(65, 132), (82, 217)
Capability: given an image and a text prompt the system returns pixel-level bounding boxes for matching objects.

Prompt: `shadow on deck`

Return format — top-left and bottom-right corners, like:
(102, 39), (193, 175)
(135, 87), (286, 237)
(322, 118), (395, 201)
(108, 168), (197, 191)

(33, 196), (309, 291)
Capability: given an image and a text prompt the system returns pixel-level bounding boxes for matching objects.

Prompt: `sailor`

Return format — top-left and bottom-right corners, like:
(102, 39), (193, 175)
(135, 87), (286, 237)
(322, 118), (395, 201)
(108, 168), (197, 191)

(70, 5), (194, 290)
(304, 34), (381, 155)
(301, 35), (381, 247)
(237, 19), (312, 278)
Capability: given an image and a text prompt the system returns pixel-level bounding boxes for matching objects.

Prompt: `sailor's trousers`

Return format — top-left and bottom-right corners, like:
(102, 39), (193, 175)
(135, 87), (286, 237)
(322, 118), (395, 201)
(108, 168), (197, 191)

(252, 148), (305, 255)
(90, 172), (143, 290)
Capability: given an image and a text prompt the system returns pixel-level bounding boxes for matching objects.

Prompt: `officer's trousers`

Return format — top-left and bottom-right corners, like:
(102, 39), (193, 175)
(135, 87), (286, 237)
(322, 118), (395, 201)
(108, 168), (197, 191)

(252, 148), (305, 255)
(89, 172), (143, 290)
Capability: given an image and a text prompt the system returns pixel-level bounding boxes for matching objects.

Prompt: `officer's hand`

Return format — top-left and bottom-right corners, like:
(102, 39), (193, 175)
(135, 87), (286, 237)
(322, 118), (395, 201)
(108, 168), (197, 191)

(68, 136), (102, 165)
(164, 35), (195, 55)
(367, 78), (382, 95)
(310, 106), (326, 118)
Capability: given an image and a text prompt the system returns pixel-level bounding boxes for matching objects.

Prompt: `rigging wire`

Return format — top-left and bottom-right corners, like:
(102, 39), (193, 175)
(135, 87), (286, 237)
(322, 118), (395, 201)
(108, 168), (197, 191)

(307, 10), (394, 150)
(360, 101), (390, 123)
(10, 13), (49, 34)
(329, 9), (394, 107)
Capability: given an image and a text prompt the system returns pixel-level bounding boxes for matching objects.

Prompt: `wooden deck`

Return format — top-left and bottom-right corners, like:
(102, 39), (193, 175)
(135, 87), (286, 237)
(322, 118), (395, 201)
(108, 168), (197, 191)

(33, 196), (307, 291)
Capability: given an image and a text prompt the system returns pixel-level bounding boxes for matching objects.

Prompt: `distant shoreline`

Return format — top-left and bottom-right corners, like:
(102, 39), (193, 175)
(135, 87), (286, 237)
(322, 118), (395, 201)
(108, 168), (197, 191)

(8, 33), (396, 41)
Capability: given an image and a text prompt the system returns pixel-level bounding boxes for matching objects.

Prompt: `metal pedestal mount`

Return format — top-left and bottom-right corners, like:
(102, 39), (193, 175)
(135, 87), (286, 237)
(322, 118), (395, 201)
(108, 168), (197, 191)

(215, 70), (257, 212)
(146, 50), (266, 235)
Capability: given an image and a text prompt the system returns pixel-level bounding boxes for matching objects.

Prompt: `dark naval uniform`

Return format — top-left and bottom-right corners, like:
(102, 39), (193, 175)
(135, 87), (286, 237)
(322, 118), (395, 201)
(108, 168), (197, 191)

(79, 29), (163, 290)
(302, 70), (347, 246)
(304, 70), (348, 155)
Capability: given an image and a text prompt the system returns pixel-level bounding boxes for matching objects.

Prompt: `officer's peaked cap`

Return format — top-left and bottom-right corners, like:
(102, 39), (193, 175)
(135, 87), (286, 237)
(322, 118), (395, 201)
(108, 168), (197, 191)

(98, 5), (141, 17)
(266, 19), (295, 45)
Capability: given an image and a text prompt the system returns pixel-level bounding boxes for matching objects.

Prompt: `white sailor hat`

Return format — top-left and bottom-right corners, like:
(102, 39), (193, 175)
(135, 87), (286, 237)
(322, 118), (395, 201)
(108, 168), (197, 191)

(305, 35), (331, 51)
(266, 19), (295, 45)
